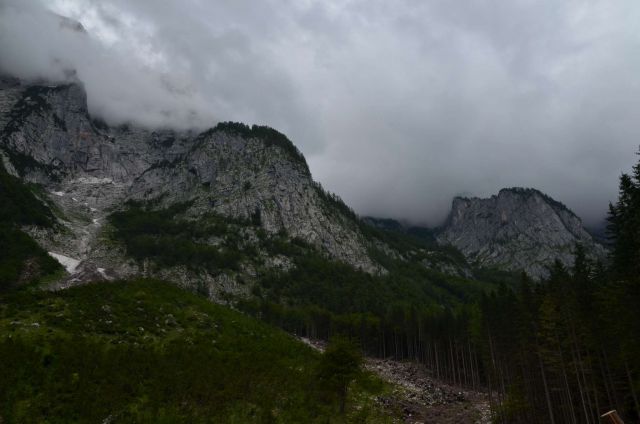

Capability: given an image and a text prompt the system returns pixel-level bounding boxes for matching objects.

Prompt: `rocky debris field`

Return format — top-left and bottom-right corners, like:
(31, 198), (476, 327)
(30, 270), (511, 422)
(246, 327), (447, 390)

(300, 338), (491, 423)
(367, 358), (490, 424)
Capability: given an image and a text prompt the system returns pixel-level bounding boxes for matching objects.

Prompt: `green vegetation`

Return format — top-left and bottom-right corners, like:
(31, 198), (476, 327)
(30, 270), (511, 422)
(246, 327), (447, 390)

(238, 232), (495, 376)
(0, 161), (54, 227)
(470, 151), (640, 422)
(108, 202), (251, 275)
(0, 225), (61, 290)
(202, 122), (309, 172)
(4, 102), (638, 422)
(314, 182), (358, 221)
(607, 153), (640, 280)
(0, 162), (61, 290)
(236, 149), (640, 422)
(317, 338), (364, 414)
(0, 279), (391, 423)
(107, 200), (339, 276)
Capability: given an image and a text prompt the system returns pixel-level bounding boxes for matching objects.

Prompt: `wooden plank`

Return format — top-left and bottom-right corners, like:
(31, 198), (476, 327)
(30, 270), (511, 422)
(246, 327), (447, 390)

(601, 410), (624, 424)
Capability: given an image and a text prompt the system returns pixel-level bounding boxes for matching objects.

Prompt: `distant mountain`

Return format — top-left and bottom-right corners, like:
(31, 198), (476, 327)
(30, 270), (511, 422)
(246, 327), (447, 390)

(362, 216), (407, 233)
(436, 187), (607, 278)
(585, 218), (611, 247)
(362, 217), (438, 246)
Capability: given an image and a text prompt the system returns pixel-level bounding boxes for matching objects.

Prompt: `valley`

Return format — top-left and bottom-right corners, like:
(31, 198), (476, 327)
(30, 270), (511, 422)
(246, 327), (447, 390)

(1, 74), (639, 423)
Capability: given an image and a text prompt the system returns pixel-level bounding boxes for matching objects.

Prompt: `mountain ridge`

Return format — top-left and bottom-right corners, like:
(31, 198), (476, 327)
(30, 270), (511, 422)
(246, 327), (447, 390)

(437, 187), (606, 278)
(1, 74), (605, 288)
(0, 76), (386, 293)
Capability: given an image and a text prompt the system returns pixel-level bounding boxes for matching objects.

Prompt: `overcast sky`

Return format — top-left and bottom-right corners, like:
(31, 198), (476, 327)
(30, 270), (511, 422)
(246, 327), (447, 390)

(2, 0), (640, 226)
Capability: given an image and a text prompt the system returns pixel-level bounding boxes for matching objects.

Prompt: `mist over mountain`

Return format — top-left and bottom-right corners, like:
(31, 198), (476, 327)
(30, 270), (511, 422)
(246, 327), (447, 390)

(4, 2), (640, 421)
(2, 0), (640, 227)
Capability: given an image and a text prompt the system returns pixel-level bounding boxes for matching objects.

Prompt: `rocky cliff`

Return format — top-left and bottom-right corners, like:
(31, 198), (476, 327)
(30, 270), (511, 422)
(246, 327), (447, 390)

(1, 74), (606, 288)
(0, 75), (378, 293)
(437, 188), (606, 278)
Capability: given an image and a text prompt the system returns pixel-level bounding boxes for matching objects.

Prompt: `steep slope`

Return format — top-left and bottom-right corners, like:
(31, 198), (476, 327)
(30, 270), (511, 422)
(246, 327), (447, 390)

(361, 216), (473, 278)
(437, 187), (606, 278)
(0, 156), (62, 289)
(0, 76), (378, 292)
(0, 279), (391, 422)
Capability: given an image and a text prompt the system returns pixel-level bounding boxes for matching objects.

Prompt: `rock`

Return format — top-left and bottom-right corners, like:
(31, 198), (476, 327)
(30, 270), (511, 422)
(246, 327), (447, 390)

(164, 314), (177, 326)
(1, 75), (607, 288)
(0, 77), (382, 292)
(437, 188), (607, 278)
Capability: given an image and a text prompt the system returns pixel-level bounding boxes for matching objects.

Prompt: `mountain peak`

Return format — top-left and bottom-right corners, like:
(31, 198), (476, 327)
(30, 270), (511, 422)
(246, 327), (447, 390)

(439, 188), (605, 278)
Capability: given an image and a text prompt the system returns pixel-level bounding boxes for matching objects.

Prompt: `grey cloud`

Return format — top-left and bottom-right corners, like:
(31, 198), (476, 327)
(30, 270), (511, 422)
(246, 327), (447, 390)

(1, 0), (639, 226)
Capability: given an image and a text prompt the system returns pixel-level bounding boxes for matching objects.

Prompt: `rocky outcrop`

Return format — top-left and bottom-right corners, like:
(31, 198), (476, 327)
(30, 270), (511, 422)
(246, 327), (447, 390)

(2, 76), (606, 286)
(437, 188), (606, 278)
(0, 77), (378, 289)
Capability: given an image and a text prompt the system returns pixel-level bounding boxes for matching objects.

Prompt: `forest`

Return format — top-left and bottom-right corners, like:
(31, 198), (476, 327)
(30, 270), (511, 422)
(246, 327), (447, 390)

(2, 137), (639, 421)
(238, 151), (640, 423)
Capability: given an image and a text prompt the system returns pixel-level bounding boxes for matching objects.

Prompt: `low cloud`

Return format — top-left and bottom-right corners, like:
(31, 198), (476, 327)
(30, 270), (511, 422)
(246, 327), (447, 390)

(2, 0), (639, 226)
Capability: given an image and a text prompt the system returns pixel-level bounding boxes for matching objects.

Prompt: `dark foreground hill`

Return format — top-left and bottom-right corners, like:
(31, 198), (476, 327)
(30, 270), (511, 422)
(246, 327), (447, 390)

(0, 279), (392, 423)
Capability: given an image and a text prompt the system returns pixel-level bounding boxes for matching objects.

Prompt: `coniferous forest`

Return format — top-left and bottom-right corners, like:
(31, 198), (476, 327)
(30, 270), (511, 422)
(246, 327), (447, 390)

(2, 139), (639, 422)
(4, 2), (640, 422)
(238, 150), (640, 423)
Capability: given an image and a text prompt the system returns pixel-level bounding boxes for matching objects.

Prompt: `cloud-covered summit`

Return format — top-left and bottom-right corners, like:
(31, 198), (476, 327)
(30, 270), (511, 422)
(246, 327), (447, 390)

(1, 0), (639, 226)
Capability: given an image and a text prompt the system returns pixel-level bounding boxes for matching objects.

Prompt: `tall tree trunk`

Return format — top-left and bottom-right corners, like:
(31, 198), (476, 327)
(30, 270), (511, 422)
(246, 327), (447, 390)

(625, 360), (640, 419)
(538, 350), (555, 424)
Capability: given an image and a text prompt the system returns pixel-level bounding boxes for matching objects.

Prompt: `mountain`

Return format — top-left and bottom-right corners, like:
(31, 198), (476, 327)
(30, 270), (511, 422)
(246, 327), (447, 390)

(0, 75), (385, 291)
(363, 216), (440, 247)
(2, 57), (635, 424)
(436, 187), (606, 278)
(1, 74), (607, 288)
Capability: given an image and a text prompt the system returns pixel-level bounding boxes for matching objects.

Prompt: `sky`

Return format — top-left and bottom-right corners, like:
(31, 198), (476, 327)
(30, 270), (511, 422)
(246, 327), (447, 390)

(1, 0), (640, 227)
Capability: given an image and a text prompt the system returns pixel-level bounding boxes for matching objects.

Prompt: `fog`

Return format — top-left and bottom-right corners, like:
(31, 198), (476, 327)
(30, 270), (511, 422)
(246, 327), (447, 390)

(2, 0), (639, 226)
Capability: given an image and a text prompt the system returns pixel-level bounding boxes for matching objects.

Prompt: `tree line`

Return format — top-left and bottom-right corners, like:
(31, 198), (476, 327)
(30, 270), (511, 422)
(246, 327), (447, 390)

(241, 149), (640, 422)
(473, 151), (640, 422)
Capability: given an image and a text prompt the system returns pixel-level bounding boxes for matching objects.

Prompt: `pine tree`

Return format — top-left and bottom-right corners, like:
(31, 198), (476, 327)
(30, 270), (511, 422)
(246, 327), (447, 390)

(316, 337), (363, 414)
(607, 149), (640, 279)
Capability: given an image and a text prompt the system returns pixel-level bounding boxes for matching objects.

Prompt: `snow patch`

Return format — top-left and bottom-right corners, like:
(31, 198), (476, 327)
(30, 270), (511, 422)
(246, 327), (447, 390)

(48, 252), (81, 274)
(51, 191), (65, 196)
(76, 177), (113, 184)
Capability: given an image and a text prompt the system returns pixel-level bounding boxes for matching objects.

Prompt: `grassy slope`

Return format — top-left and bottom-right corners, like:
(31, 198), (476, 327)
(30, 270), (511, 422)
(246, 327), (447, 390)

(0, 279), (391, 424)
(0, 162), (61, 289)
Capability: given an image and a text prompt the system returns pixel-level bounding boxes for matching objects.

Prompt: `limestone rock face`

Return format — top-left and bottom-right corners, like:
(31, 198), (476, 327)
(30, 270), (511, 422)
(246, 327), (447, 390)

(1, 76), (607, 285)
(437, 188), (606, 278)
(0, 78), (377, 285)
